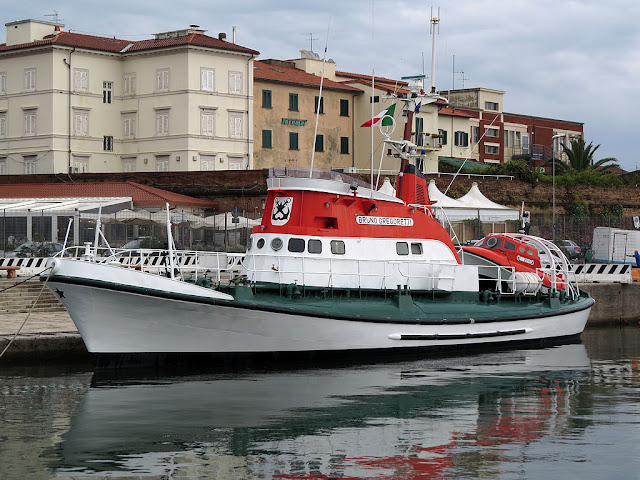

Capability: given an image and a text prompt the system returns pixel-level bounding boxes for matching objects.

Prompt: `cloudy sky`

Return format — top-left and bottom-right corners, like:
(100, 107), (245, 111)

(3, 0), (639, 171)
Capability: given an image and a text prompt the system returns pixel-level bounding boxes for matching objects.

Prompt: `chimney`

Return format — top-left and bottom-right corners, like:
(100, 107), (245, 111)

(218, 32), (226, 41)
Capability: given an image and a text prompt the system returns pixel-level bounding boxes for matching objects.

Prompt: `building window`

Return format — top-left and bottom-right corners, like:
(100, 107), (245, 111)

(340, 136), (349, 154)
(103, 135), (114, 151)
(228, 112), (243, 138)
(155, 109), (169, 136)
(156, 68), (170, 91)
(229, 157), (244, 170)
(200, 154), (216, 171)
(72, 156), (89, 173)
(454, 131), (469, 147)
(369, 96), (379, 103)
(485, 144), (499, 155)
(471, 126), (479, 144)
(74, 69), (89, 91)
(123, 73), (136, 95)
(485, 127), (499, 137)
(415, 117), (424, 146)
(73, 110), (89, 136)
(314, 96), (324, 114)
(229, 71), (242, 94)
(123, 113), (136, 138)
(200, 109), (215, 137)
(0, 158), (6, 175)
(262, 129), (272, 148)
(201, 68), (215, 92)
(315, 135), (324, 152)
(122, 158), (136, 172)
(289, 93), (298, 111)
(0, 112), (5, 138)
(438, 128), (447, 146)
(24, 68), (36, 92)
(24, 109), (37, 136)
(103, 81), (113, 104)
(289, 132), (298, 150)
(340, 99), (349, 117)
(0, 73), (6, 95)
(156, 155), (170, 172)
(24, 155), (37, 174)
(262, 89), (272, 108)
(485, 101), (499, 111)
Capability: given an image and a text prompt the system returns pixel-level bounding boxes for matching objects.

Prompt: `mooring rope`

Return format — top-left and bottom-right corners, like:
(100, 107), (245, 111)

(0, 267), (53, 360)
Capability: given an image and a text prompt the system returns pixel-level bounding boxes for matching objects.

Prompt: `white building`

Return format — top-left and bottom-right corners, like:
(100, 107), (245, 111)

(0, 19), (258, 175)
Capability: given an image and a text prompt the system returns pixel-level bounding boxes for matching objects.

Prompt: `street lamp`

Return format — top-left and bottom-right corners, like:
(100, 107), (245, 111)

(551, 134), (564, 240)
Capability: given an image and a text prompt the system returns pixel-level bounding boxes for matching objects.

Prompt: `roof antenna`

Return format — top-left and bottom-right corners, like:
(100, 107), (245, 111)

(44, 11), (62, 23)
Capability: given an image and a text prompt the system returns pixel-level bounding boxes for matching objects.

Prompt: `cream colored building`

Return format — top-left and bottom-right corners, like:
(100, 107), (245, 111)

(0, 19), (258, 175)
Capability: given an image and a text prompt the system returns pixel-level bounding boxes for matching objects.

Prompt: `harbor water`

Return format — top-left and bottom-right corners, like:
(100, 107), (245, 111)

(2, 326), (640, 479)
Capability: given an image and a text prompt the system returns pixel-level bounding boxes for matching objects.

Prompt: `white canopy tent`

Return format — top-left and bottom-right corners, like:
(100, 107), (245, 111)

(428, 181), (520, 222)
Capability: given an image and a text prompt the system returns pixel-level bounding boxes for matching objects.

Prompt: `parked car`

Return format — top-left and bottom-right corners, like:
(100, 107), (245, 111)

(6, 241), (63, 258)
(557, 239), (582, 259)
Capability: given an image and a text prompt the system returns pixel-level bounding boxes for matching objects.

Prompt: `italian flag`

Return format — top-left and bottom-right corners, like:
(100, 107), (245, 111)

(360, 103), (396, 127)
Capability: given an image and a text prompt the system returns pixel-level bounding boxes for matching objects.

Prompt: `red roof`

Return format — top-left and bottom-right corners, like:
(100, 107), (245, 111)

(438, 107), (476, 118)
(0, 182), (216, 209)
(0, 31), (258, 55)
(336, 70), (408, 87)
(253, 61), (362, 93)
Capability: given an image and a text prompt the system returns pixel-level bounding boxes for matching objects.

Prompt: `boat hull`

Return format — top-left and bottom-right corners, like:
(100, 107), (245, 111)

(44, 259), (593, 366)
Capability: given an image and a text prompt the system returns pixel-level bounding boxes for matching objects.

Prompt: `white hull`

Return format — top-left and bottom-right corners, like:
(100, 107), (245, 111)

(45, 258), (592, 356)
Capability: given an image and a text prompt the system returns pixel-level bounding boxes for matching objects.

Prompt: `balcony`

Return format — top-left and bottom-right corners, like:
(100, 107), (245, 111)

(413, 133), (443, 151)
(510, 144), (552, 161)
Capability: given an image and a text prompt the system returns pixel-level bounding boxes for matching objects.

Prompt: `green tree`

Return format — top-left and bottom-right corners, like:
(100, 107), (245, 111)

(554, 139), (619, 173)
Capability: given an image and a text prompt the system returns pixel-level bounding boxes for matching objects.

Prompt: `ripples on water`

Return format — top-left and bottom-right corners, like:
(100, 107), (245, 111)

(2, 327), (640, 479)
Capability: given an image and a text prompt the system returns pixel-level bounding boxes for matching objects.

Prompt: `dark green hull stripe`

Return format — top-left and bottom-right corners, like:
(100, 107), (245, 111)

(45, 275), (595, 325)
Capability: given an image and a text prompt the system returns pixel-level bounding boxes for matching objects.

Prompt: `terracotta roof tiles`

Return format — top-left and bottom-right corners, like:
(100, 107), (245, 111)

(253, 61), (362, 92)
(0, 31), (258, 55)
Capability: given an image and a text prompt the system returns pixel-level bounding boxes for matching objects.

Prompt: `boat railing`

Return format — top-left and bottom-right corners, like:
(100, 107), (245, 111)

(58, 246), (244, 283)
(242, 254), (467, 292)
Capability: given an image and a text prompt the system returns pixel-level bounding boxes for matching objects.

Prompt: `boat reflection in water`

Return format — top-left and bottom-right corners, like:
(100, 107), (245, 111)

(55, 344), (590, 479)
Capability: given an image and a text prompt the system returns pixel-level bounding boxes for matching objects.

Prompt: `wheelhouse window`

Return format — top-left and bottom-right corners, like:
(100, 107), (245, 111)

(308, 239), (322, 254)
(330, 240), (345, 255)
(411, 243), (423, 255)
(288, 238), (305, 253)
(396, 242), (409, 256)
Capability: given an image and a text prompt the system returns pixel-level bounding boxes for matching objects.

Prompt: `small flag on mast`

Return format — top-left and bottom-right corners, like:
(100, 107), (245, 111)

(360, 103), (396, 127)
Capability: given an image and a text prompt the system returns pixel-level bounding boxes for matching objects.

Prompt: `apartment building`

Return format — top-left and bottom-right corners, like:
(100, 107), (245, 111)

(253, 57), (361, 170)
(0, 19), (258, 175)
(440, 87), (583, 166)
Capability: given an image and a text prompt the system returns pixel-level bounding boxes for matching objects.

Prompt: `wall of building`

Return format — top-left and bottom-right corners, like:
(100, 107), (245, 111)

(253, 80), (354, 171)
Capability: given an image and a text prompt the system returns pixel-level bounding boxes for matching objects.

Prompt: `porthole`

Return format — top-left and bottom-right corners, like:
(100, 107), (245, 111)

(485, 237), (499, 248)
(271, 237), (283, 251)
(257, 238), (265, 249)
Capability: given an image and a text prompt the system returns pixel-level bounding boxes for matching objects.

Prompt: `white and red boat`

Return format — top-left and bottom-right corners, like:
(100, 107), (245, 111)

(41, 153), (593, 367)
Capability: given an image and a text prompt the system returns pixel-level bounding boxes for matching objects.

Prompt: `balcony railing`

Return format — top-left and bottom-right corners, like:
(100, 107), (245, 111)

(509, 144), (552, 160)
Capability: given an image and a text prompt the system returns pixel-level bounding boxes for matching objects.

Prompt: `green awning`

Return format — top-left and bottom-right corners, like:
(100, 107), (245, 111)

(438, 156), (489, 172)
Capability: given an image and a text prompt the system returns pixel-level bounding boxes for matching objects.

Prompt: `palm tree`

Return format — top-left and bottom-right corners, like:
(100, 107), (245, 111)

(554, 139), (619, 173)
